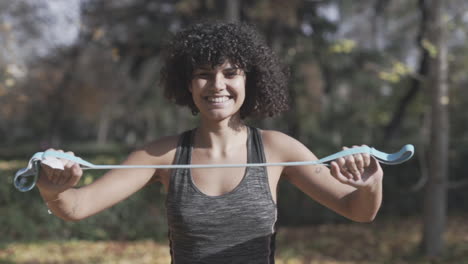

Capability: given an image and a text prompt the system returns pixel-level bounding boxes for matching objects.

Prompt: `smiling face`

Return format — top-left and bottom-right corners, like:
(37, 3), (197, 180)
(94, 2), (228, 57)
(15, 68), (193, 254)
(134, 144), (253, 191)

(189, 61), (246, 122)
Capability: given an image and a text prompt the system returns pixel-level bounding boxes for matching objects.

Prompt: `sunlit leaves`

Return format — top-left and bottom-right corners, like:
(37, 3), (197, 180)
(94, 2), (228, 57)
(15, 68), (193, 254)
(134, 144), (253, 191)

(378, 61), (413, 83)
(329, 39), (356, 54)
(421, 38), (438, 58)
(83, 174), (94, 185)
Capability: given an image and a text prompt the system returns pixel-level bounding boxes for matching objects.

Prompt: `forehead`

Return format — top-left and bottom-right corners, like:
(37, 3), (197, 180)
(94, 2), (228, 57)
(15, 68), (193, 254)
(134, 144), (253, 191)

(194, 61), (240, 71)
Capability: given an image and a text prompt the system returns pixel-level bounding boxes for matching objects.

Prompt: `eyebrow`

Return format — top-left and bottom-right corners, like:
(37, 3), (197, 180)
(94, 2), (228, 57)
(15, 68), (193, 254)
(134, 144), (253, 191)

(194, 66), (241, 72)
(195, 66), (212, 70)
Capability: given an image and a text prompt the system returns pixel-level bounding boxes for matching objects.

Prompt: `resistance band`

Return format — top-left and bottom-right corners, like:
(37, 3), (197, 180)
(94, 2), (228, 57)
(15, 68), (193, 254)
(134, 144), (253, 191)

(14, 144), (414, 192)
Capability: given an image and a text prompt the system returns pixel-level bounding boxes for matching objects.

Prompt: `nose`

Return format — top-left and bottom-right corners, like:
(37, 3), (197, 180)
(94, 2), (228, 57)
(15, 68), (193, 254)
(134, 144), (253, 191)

(212, 72), (226, 91)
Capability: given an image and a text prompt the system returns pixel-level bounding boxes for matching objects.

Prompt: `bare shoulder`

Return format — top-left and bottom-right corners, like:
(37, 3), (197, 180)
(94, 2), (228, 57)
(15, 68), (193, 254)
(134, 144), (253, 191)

(260, 129), (294, 150)
(123, 133), (183, 184)
(133, 134), (181, 165)
(259, 129), (295, 144)
(259, 129), (316, 162)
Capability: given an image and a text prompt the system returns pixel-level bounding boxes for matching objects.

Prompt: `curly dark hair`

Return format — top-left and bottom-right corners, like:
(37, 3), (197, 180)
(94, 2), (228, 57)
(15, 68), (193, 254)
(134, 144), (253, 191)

(160, 21), (290, 119)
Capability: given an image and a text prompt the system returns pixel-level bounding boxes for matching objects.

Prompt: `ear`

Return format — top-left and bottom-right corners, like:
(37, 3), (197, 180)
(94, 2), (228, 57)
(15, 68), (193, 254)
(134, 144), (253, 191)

(188, 83), (193, 93)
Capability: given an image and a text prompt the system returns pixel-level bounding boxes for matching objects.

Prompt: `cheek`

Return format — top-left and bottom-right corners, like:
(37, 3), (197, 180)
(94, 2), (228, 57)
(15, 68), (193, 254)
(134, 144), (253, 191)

(237, 87), (246, 99)
(232, 78), (246, 95)
(190, 79), (205, 93)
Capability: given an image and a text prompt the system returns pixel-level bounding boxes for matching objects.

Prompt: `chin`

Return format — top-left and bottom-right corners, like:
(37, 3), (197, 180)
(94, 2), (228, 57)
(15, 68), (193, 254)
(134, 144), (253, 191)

(202, 110), (241, 123)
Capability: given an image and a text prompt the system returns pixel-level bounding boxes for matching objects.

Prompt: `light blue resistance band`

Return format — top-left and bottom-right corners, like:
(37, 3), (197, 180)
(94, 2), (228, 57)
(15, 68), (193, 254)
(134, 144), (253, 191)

(14, 144), (415, 192)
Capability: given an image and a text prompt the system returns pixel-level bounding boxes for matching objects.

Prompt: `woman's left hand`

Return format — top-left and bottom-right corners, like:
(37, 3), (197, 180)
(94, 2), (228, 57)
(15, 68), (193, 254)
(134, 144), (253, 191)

(330, 145), (383, 189)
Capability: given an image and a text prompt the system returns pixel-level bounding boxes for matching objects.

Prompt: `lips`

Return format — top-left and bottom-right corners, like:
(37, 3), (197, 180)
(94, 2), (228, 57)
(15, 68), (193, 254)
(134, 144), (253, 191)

(204, 96), (232, 103)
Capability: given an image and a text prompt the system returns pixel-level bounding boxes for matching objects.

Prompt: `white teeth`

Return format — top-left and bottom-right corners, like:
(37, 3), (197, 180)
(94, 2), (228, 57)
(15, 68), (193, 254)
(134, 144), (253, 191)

(206, 96), (230, 103)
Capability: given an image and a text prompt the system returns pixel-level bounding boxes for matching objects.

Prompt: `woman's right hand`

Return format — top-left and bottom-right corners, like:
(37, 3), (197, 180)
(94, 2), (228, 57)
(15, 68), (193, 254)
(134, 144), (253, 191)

(36, 149), (83, 196)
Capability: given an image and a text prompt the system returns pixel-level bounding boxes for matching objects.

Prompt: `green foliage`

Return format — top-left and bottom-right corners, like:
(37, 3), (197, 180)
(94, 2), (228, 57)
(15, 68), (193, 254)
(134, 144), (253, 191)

(0, 158), (167, 243)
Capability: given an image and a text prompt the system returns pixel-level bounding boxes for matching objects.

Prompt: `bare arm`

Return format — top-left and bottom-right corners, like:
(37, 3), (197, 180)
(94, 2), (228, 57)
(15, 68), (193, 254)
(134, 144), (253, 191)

(37, 135), (178, 221)
(262, 130), (383, 222)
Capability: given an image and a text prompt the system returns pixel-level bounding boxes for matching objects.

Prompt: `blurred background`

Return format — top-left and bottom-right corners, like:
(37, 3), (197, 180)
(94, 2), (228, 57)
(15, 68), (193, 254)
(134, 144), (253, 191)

(1, 0), (467, 263)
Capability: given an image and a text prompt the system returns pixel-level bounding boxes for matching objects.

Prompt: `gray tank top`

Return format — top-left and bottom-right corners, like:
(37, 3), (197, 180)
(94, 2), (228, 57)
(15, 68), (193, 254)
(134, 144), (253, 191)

(166, 126), (277, 263)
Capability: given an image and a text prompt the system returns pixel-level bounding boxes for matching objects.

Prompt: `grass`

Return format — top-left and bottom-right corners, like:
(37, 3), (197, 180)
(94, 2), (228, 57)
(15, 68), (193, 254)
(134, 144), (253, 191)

(0, 215), (467, 264)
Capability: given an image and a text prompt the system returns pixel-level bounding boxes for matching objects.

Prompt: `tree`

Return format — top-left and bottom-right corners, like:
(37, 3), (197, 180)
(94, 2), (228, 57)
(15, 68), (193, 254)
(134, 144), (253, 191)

(420, 0), (449, 257)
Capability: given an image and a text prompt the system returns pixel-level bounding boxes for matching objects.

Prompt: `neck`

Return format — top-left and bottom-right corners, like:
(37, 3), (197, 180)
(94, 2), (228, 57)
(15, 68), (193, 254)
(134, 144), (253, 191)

(195, 116), (247, 151)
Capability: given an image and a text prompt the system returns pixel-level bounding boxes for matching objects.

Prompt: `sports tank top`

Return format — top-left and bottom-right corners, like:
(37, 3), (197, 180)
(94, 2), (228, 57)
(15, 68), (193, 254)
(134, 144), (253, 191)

(166, 126), (277, 263)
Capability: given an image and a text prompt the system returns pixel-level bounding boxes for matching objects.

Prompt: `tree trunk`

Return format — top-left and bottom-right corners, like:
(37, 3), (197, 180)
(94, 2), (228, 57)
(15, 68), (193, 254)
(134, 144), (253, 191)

(421, 0), (449, 257)
(97, 106), (111, 146)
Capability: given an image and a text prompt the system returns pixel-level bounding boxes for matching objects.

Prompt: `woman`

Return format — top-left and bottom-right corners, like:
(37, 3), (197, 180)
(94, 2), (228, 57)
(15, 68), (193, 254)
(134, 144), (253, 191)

(38, 22), (382, 263)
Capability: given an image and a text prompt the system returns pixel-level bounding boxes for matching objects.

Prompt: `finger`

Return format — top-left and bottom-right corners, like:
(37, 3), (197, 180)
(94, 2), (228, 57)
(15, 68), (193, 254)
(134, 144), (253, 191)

(40, 163), (54, 181)
(329, 161), (337, 177)
(353, 153), (365, 173)
(58, 152), (75, 185)
(353, 145), (364, 173)
(361, 144), (371, 167)
(344, 155), (361, 181)
(340, 146), (352, 173)
(59, 161), (74, 185)
(59, 171), (72, 186)
(334, 157), (353, 181)
(352, 145), (364, 169)
(51, 169), (62, 185)
(344, 154), (357, 172)
(69, 163), (83, 187)
(336, 157), (346, 171)
(336, 156), (353, 179)
(330, 161), (350, 183)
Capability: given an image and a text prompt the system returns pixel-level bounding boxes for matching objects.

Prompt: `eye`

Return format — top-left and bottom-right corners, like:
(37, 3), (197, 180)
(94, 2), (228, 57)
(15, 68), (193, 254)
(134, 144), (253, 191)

(194, 72), (210, 79)
(224, 69), (241, 78)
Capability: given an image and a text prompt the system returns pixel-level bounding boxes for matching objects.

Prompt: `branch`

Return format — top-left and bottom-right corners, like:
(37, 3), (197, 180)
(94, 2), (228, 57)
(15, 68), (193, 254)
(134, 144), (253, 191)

(406, 111), (430, 192)
(409, 145), (428, 192)
(383, 0), (431, 141)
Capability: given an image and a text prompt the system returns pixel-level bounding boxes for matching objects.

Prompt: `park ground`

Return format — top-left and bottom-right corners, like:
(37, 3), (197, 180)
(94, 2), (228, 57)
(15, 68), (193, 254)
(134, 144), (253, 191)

(1, 215), (467, 264)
